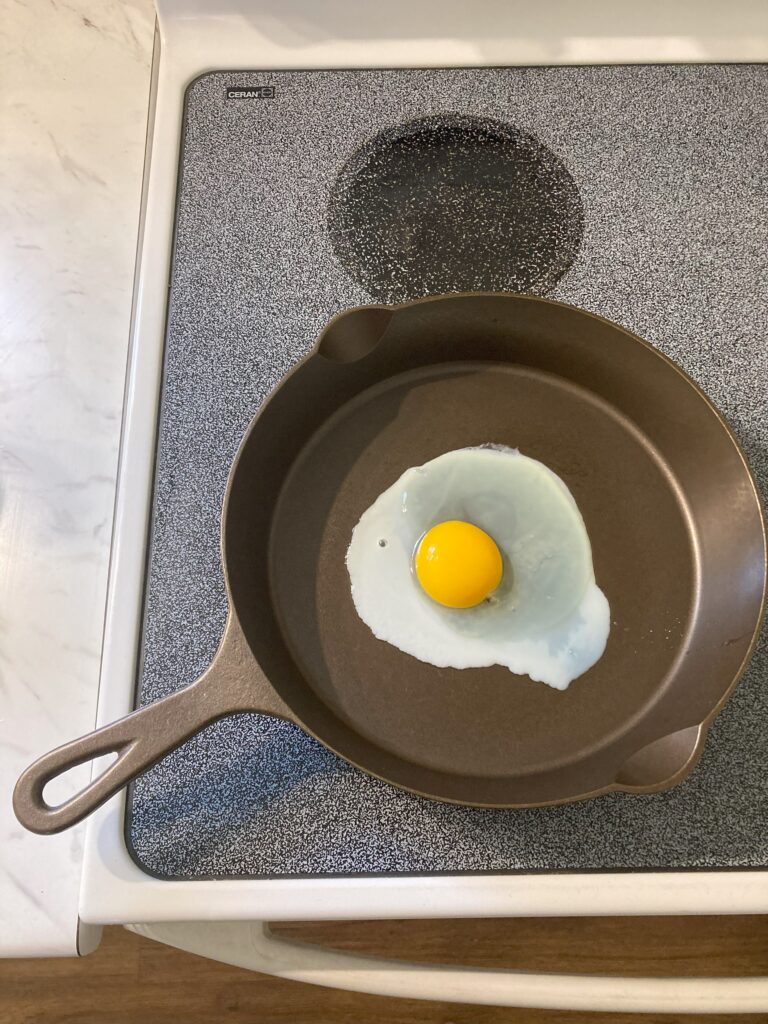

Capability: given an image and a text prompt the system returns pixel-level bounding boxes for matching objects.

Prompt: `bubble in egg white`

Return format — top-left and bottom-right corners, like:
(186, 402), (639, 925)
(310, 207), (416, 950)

(345, 446), (610, 690)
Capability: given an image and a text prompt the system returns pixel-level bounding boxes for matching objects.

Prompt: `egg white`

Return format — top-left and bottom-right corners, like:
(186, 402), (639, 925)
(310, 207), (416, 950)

(345, 446), (610, 690)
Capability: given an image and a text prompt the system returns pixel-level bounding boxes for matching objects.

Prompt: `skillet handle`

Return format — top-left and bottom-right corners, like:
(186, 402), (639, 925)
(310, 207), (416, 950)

(13, 671), (231, 835)
(13, 620), (289, 835)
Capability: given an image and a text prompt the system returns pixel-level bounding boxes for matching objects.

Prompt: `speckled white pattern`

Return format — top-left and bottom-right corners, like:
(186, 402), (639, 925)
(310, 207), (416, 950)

(327, 114), (583, 302)
(130, 65), (767, 880)
(0, 0), (154, 954)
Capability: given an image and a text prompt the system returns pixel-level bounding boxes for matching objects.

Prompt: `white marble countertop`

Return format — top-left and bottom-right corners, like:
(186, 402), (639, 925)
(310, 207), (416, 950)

(0, 0), (154, 956)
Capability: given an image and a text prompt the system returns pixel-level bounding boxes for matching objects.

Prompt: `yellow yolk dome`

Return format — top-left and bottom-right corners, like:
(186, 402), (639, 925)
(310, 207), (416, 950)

(414, 520), (503, 609)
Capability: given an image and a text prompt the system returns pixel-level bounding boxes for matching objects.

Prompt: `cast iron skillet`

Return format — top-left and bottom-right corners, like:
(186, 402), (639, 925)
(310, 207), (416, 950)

(14, 294), (766, 834)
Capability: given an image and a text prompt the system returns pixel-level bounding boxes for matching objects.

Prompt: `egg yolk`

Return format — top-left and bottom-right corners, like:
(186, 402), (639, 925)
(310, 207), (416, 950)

(414, 520), (503, 609)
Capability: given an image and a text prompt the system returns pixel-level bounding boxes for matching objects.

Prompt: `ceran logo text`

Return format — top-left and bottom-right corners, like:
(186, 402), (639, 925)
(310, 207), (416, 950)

(226, 85), (276, 100)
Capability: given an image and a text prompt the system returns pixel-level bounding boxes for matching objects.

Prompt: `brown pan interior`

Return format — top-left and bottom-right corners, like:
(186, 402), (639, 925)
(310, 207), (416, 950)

(224, 293), (765, 806)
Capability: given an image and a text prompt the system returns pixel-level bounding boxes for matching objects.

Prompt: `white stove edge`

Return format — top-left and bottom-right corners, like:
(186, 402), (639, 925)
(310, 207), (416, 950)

(80, 0), (768, 925)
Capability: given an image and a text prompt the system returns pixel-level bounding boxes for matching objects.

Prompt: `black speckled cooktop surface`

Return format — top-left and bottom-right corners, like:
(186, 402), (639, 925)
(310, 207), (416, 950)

(128, 66), (768, 879)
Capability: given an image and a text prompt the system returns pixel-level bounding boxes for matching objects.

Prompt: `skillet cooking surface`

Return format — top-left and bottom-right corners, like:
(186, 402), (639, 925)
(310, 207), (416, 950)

(272, 363), (694, 780)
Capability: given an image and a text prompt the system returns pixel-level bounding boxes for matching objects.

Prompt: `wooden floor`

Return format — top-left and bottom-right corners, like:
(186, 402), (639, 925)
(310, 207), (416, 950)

(3, 917), (768, 1023)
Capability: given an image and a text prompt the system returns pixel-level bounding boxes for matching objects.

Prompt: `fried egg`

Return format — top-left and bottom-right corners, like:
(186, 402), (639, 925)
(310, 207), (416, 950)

(345, 446), (610, 690)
